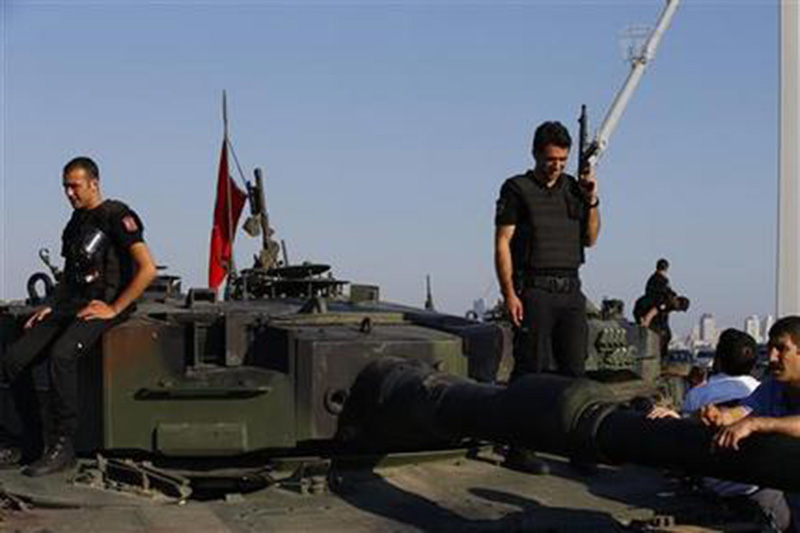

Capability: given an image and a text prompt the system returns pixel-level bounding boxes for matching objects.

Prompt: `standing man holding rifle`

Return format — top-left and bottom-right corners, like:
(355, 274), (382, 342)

(494, 119), (601, 475)
(490, 0), (678, 478)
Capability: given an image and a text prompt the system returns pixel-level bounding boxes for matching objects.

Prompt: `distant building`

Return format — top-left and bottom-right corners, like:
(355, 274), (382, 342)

(744, 315), (761, 343)
(472, 298), (487, 318)
(690, 325), (701, 343)
(763, 315), (775, 340)
(700, 313), (717, 346)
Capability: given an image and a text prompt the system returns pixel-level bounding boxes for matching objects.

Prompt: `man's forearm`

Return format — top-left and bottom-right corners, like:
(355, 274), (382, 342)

(749, 415), (800, 438)
(585, 206), (601, 247)
(111, 268), (155, 314)
(494, 239), (516, 299)
(110, 243), (157, 315)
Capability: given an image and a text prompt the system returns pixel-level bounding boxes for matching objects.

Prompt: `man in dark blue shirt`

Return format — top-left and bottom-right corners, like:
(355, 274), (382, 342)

(701, 316), (800, 532)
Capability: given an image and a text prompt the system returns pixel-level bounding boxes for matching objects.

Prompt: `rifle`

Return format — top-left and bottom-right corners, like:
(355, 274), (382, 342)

(578, 105), (597, 177)
(577, 105), (598, 192)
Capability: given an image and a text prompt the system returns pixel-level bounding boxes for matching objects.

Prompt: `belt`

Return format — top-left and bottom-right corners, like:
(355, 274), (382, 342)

(525, 275), (581, 293)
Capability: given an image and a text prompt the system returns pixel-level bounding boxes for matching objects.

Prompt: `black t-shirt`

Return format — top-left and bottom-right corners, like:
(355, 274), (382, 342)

(646, 272), (674, 300)
(59, 200), (145, 305)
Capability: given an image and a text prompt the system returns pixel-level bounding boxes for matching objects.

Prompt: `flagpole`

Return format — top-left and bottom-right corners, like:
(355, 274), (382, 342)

(222, 90), (236, 284)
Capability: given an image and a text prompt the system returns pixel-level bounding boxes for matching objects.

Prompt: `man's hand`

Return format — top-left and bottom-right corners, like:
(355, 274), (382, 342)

(24, 306), (52, 329)
(505, 293), (524, 327)
(700, 404), (723, 427)
(715, 417), (761, 451)
(647, 406), (681, 420)
(77, 300), (117, 321)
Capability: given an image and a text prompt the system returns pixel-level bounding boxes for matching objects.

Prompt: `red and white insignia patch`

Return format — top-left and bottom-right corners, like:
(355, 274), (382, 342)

(122, 215), (138, 233)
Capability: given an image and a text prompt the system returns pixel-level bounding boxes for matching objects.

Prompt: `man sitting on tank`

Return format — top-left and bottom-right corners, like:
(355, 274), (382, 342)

(0, 156), (157, 477)
(648, 329), (791, 530)
(699, 316), (800, 531)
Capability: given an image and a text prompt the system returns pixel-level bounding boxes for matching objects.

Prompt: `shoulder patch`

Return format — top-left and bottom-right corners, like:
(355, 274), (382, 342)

(122, 215), (139, 233)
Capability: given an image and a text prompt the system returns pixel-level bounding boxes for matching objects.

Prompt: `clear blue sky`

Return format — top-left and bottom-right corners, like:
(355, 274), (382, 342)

(0, 0), (780, 339)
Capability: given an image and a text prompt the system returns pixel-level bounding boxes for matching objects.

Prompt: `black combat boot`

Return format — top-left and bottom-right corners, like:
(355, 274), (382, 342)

(0, 447), (22, 469)
(21, 436), (76, 477)
(503, 446), (551, 475)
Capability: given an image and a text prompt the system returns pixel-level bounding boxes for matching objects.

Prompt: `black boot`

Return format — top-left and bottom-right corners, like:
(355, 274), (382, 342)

(503, 446), (551, 475)
(0, 447), (22, 469)
(21, 436), (76, 477)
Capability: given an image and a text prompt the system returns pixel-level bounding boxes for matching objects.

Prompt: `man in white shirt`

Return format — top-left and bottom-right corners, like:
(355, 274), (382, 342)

(682, 330), (761, 414)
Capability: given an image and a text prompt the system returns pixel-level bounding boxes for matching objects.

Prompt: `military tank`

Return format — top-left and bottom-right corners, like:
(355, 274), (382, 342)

(1, 167), (796, 532)
(0, 167), (665, 463)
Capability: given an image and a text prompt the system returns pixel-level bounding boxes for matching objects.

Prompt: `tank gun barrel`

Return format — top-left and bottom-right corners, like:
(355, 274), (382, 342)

(338, 358), (800, 492)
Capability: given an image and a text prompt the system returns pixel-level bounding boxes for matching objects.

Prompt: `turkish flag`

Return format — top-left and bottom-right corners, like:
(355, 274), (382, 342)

(208, 140), (247, 289)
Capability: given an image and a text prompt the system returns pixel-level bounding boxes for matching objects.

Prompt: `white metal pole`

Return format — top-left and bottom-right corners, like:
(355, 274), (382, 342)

(778, 0), (800, 317)
(594, 0), (680, 158)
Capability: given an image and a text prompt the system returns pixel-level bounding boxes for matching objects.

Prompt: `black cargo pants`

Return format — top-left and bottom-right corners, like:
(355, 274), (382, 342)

(510, 280), (588, 382)
(1, 306), (125, 455)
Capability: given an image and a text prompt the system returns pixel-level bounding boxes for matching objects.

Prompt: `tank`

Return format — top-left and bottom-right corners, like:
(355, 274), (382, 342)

(0, 168), (672, 459)
(0, 169), (770, 532)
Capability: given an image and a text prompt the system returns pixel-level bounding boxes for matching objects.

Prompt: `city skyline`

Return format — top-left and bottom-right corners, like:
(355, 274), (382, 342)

(674, 310), (776, 349)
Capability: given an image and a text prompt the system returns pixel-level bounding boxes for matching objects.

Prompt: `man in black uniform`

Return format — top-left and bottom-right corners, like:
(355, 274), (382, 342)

(646, 258), (671, 299)
(494, 121), (600, 474)
(635, 258), (681, 359)
(0, 156), (157, 476)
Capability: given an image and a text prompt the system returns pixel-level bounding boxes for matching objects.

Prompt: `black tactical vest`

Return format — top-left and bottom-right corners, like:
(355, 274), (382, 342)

(507, 172), (586, 274)
(61, 201), (129, 304)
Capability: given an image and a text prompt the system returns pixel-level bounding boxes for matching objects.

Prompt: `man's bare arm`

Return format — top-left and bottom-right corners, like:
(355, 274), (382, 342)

(748, 415), (800, 437)
(716, 415), (800, 451)
(78, 242), (157, 320)
(585, 204), (601, 247)
(582, 166), (601, 247)
(494, 225), (523, 326)
(640, 306), (659, 328)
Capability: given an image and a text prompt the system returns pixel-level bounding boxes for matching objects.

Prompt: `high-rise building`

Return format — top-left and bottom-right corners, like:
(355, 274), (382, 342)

(690, 325), (700, 343)
(472, 298), (487, 318)
(700, 313), (717, 345)
(744, 315), (761, 343)
(762, 315), (775, 341)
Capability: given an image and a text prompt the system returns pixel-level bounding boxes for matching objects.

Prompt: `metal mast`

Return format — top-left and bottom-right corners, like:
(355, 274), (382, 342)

(778, 1), (800, 316)
(589, 0), (681, 165)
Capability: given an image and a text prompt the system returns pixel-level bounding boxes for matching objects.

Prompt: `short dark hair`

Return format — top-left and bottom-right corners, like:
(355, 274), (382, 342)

(769, 316), (800, 346)
(63, 156), (100, 181)
(714, 328), (757, 376)
(532, 121), (572, 157)
(656, 258), (669, 271)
